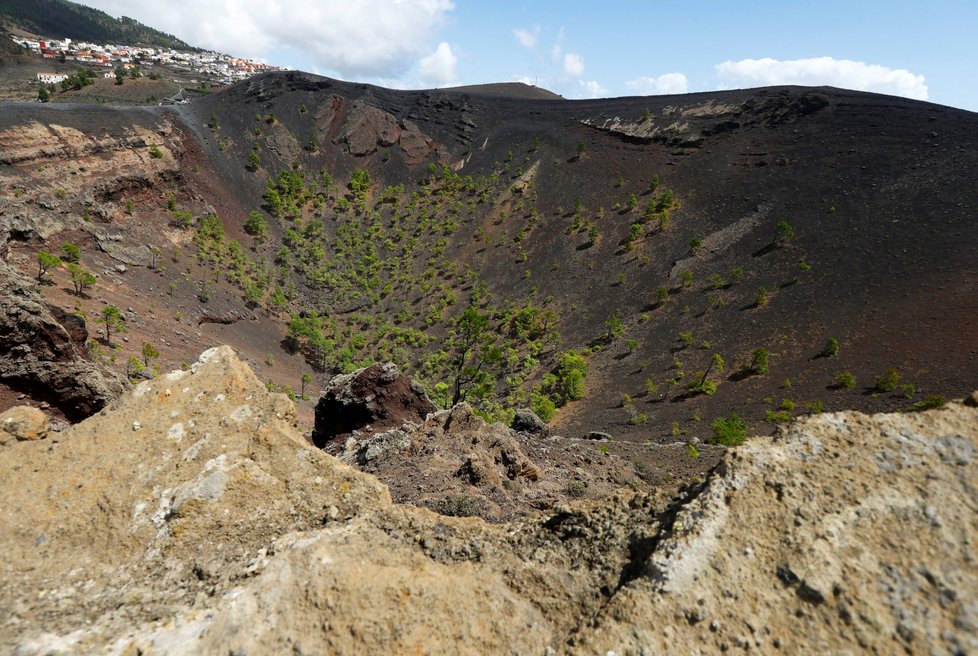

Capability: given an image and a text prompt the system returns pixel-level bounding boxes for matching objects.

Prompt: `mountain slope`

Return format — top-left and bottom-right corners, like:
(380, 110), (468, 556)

(0, 0), (193, 48)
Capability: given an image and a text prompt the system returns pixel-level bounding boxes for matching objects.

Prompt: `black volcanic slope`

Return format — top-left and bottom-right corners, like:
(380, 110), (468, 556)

(175, 72), (978, 440)
(3, 71), (975, 443)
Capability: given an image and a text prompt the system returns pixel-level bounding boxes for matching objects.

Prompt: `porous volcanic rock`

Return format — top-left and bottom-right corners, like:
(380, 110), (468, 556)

(334, 402), (662, 522)
(511, 407), (548, 434)
(0, 405), (48, 443)
(0, 347), (975, 654)
(311, 362), (437, 447)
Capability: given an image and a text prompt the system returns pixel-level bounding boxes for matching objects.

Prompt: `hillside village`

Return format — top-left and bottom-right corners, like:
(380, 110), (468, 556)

(10, 31), (284, 86)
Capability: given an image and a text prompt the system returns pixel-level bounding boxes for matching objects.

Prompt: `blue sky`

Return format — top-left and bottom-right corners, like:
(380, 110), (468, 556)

(85, 1), (977, 111)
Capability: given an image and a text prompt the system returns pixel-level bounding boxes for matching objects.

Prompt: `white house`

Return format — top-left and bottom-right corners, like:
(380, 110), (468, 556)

(37, 73), (68, 84)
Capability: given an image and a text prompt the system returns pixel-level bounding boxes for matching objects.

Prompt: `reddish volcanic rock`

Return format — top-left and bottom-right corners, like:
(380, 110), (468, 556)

(311, 362), (437, 448)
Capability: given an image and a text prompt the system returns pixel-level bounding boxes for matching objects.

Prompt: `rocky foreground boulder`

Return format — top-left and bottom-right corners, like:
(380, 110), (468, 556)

(0, 346), (975, 654)
(311, 361), (437, 447)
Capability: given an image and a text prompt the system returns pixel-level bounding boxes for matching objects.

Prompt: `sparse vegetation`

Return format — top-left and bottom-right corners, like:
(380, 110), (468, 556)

(833, 371), (857, 390)
(36, 251), (61, 281)
(98, 305), (125, 346)
(60, 242), (81, 264)
(67, 263), (96, 296)
(141, 342), (160, 368)
(748, 348), (769, 375)
(874, 368), (901, 393)
(774, 220), (794, 246)
(604, 313), (624, 342)
(711, 412), (747, 446)
(906, 395), (947, 412)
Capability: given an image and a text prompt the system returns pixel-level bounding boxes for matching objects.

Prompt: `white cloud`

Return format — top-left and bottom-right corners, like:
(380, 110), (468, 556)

(715, 57), (927, 100)
(576, 80), (607, 99)
(550, 27), (565, 62)
(513, 26), (539, 49)
(625, 73), (689, 95)
(563, 52), (584, 78)
(82, 0), (455, 78)
(419, 42), (458, 86)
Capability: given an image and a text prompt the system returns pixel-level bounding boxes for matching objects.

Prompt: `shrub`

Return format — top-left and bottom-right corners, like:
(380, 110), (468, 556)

(530, 391), (556, 422)
(755, 286), (769, 306)
(141, 342), (160, 367)
(686, 378), (717, 396)
(731, 266), (744, 283)
(833, 371), (856, 390)
(556, 350), (588, 401)
(765, 409), (791, 423)
(822, 337), (840, 358)
(244, 211), (268, 242)
(67, 263), (95, 296)
(36, 251), (61, 280)
(775, 220), (794, 246)
(565, 480), (587, 497)
(247, 150), (261, 172)
(874, 368), (901, 392)
(749, 347), (769, 375)
(655, 286), (669, 306)
(149, 144), (163, 159)
(711, 412), (747, 446)
(628, 413), (649, 425)
(60, 242), (81, 263)
(645, 378), (658, 397)
(604, 313), (624, 341)
(906, 395), (947, 412)
(436, 496), (478, 517)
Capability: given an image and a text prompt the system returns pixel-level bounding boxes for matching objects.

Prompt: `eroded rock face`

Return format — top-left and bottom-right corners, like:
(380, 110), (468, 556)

(0, 117), (180, 240)
(0, 260), (124, 420)
(334, 101), (400, 156)
(311, 362), (437, 447)
(1, 346), (975, 655)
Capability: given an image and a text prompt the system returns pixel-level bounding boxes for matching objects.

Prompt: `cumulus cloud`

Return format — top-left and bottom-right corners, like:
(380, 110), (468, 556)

(513, 26), (539, 49)
(550, 27), (565, 62)
(419, 42), (458, 86)
(625, 73), (689, 95)
(576, 80), (607, 99)
(563, 52), (584, 78)
(715, 57), (927, 100)
(83, 0), (455, 78)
